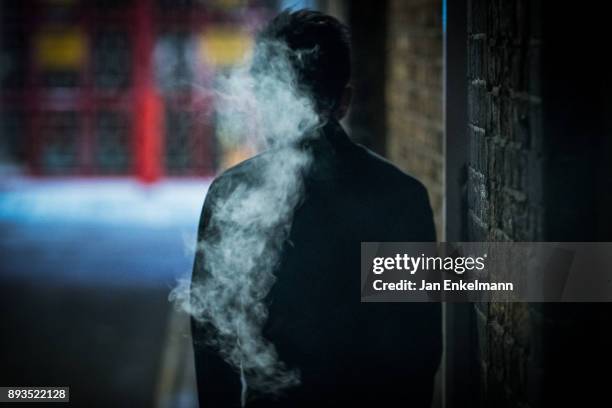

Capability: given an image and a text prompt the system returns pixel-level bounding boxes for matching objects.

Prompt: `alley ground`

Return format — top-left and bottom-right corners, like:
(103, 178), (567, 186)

(0, 178), (208, 407)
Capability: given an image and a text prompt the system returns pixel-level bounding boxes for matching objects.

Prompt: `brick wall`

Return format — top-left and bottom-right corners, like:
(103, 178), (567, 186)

(467, 0), (542, 406)
(386, 0), (444, 238)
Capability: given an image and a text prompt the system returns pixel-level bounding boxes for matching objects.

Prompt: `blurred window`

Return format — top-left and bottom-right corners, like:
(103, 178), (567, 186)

(200, 27), (252, 68)
(0, 110), (26, 165)
(35, 27), (85, 88)
(40, 111), (79, 173)
(164, 107), (193, 175)
(95, 111), (131, 174)
(93, 30), (132, 89)
(154, 32), (196, 93)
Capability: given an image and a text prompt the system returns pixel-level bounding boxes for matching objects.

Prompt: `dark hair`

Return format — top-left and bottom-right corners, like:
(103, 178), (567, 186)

(255, 9), (351, 112)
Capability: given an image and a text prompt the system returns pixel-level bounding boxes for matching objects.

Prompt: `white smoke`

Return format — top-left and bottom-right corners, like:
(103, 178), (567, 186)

(169, 38), (323, 405)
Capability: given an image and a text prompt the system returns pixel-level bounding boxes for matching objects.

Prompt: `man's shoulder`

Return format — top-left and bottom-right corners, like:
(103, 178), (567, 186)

(208, 142), (430, 200)
(350, 142), (429, 197)
(205, 152), (270, 199)
(218, 152), (267, 181)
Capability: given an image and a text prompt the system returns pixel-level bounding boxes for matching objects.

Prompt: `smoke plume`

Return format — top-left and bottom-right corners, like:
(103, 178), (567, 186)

(169, 38), (322, 405)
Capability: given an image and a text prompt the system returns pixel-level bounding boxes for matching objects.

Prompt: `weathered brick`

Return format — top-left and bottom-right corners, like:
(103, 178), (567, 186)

(467, 0), (543, 406)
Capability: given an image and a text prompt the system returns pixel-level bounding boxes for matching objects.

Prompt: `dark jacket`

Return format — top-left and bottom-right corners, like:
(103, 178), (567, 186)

(191, 120), (441, 407)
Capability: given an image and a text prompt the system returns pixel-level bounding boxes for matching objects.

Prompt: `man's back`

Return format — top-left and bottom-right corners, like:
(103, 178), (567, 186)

(191, 121), (441, 407)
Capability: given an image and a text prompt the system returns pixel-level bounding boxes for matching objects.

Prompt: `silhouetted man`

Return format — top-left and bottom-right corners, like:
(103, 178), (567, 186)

(191, 10), (441, 407)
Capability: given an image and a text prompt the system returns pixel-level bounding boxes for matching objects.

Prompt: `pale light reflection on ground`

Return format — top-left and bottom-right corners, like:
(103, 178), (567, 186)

(0, 178), (209, 407)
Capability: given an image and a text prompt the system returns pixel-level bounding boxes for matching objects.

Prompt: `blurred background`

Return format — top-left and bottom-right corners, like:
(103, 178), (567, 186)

(1, 0), (420, 406)
(0, 0), (323, 407)
(2, 0), (611, 407)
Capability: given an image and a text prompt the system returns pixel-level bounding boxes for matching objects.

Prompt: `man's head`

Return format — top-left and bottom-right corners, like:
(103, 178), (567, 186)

(253, 9), (352, 119)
